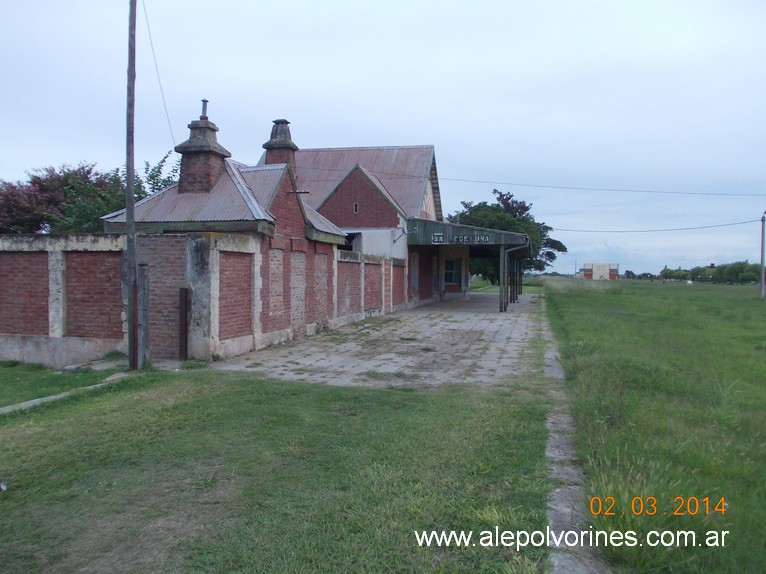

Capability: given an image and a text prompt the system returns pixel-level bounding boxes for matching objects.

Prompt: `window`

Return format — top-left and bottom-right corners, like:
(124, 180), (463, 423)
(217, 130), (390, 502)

(353, 202), (359, 214)
(444, 259), (459, 284)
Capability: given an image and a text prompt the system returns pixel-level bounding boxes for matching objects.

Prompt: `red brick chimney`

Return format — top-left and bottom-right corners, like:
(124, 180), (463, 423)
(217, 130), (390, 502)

(174, 100), (231, 193)
(262, 119), (298, 172)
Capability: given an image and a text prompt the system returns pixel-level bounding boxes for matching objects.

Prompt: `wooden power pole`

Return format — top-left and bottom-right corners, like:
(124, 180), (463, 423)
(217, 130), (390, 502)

(760, 212), (765, 300)
(126, 0), (137, 369)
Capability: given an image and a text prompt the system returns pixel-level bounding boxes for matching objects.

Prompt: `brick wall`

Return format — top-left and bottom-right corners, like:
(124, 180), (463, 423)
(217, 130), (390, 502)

(269, 176), (307, 238)
(138, 235), (187, 359)
(64, 252), (123, 339)
(261, 246), (290, 334)
(219, 251), (253, 340)
(267, 248), (284, 317)
(364, 262), (382, 311)
(312, 251), (330, 325)
(0, 252), (49, 335)
(412, 246), (438, 299)
(290, 251), (306, 329)
(393, 264), (406, 306)
(320, 244), (335, 321)
(337, 260), (361, 317)
(318, 168), (400, 228)
(178, 153), (227, 194)
(264, 148), (295, 172)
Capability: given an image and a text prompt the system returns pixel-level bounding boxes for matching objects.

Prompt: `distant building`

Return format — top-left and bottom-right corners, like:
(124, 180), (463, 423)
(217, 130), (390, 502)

(578, 263), (619, 280)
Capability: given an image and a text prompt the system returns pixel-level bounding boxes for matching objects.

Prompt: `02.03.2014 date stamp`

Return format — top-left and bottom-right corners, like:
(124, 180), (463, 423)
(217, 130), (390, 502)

(589, 495), (728, 517)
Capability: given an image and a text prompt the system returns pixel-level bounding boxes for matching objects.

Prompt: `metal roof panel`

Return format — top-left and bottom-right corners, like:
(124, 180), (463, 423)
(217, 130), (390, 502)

(293, 146), (435, 218)
(101, 163), (281, 224)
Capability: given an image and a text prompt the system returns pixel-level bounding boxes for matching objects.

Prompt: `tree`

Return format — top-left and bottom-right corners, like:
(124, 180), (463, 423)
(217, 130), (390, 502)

(0, 164), (114, 233)
(135, 151), (180, 197)
(659, 266), (690, 282)
(447, 189), (567, 274)
(0, 152), (179, 234)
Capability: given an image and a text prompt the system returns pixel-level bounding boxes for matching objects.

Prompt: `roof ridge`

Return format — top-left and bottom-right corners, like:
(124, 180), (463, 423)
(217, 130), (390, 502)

(298, 144), (433, 153)
(238, 163), (287, 172)
(225, 160), (273, 222)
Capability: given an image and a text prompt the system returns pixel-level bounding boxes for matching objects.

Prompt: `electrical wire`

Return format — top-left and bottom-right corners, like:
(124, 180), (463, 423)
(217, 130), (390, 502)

(295, 165), (764, 198)
(553, 219), (760, 233)
(440, 177), (765, 197)
(142, 0), (176, 148)
(296, 166), (762, 233)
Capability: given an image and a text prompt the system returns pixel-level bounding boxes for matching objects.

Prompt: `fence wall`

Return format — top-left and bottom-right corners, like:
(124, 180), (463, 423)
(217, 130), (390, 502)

(0, 232), (410, 366)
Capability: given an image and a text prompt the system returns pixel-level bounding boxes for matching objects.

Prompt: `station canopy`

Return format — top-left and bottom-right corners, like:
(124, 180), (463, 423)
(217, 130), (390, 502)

(406, 217), (532, 257)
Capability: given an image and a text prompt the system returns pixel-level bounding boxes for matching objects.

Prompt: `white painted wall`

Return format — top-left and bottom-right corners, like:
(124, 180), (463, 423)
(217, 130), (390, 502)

(345, 225), (409, 259)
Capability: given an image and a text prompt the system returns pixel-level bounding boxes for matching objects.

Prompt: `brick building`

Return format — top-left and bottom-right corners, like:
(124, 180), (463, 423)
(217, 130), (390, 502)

(0, 104), (531, 367)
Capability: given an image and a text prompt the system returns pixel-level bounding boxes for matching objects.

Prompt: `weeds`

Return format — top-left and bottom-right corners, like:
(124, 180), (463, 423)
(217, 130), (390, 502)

(181, 359), (208, 370)
(546, 280), (765, 572)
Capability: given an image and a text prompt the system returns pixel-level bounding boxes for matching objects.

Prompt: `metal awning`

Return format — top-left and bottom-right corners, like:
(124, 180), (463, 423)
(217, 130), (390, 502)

(406, 218), (532, 312)
(406, 218), (532, 254)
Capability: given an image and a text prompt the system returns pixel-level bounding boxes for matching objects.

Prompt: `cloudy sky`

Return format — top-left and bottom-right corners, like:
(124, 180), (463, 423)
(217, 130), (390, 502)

(2, 0), (764, 275)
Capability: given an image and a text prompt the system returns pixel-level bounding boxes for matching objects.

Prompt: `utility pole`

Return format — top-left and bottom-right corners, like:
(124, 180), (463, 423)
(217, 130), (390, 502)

(760, 212), (765, 300)
(126, 0), (137, 368)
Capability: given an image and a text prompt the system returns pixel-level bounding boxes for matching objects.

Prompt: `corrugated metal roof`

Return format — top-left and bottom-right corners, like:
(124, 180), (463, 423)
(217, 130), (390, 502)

(226, 161), (274, 221)
(238, 164), (286, 211)
(102, 161), (282, 224)
(302, 203), (346, 237)
(286, 146), (436, 218)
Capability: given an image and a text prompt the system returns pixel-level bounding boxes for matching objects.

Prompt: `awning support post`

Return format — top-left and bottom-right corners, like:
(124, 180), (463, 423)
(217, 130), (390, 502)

(499, 245), (506, 312)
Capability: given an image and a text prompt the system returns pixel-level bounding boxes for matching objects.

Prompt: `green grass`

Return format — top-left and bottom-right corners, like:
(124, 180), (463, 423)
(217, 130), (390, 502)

(544, 279), (766, 573)
(0, 362), (122, 408)
(470, 276), (542, 295)
(0, 367), (554, 573)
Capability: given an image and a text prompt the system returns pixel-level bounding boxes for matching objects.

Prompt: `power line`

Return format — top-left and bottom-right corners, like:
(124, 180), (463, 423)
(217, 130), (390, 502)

(440, 177), (766, 197)
(554, 219), (760, 234)
(141, 0), (175, 148)
(297, 165), (764, 197)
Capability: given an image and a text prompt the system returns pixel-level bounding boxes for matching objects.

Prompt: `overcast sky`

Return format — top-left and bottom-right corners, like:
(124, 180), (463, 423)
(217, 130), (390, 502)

(2, 0), (765, 275)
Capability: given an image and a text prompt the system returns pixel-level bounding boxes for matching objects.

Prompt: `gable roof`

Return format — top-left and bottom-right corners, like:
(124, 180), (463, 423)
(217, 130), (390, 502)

(318, 164), (406, 218)
(259, 145), (443, 220)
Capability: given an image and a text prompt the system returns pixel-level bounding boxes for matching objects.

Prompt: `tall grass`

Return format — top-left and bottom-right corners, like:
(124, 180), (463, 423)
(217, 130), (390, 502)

(545, 280), (765, 572)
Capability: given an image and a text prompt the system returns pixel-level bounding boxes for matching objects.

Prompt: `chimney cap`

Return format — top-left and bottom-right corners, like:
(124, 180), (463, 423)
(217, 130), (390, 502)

(174, 100), (231, 158)
(263, 118), (298, 151)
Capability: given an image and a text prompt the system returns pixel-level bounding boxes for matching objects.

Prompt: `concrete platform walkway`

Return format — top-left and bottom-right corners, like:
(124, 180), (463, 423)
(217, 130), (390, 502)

(213, 292), (541, 387)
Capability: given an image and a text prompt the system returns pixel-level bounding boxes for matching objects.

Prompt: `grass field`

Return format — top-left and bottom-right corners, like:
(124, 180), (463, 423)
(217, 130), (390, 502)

(0, 361), (123, 408)
(544, 279), (766, 572)
(4, 279), (759, 572)
(0, 363), (554, 572)
(470, 276), (543, 296)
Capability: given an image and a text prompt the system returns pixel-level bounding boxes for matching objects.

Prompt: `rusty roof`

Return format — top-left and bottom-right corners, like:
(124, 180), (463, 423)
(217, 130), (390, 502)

(302, 203), (346, 237)
(258, 145), (439, 219)
(102, 161), (282, 224)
